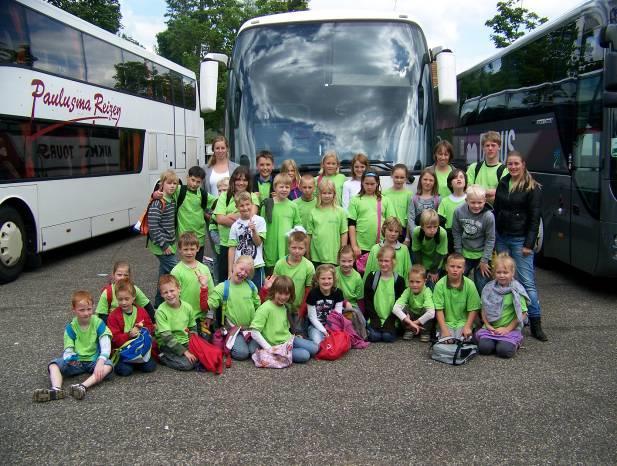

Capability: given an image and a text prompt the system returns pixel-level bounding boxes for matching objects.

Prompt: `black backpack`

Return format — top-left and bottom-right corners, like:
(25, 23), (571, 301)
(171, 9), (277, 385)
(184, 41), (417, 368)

(473, 160), (506, 182)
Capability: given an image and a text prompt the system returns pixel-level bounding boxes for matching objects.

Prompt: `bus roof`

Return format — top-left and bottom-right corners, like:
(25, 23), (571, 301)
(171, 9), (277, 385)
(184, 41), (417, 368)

(238, 9), (422, 34)
(458, 0), (601, 76)
(17, 0), (196, 79)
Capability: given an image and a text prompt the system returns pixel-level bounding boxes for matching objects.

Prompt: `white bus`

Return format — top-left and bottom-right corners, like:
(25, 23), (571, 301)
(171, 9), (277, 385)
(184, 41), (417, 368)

(0, 0), (205, 282)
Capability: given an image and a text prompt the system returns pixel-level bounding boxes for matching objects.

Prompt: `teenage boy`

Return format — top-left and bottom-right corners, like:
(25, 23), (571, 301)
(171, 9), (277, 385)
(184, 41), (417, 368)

(467, 130), (508, 204)
(253, 150), (274, 202)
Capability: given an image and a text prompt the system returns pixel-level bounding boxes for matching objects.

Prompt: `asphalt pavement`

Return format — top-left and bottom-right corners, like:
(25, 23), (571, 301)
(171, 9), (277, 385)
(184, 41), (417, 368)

(0, 231), (615, 465)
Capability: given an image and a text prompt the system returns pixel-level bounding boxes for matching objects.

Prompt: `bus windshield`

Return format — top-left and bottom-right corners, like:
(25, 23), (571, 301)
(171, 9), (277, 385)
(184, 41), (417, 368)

(228, 20), (430, 168)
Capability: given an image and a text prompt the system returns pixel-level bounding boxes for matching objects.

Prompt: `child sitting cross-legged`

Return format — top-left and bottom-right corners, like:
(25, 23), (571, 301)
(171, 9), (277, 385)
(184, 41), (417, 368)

(155, 275), (199, 371)
(251, 276), (319, 363)
(106, 279), (157, 376)
(208, 256), (262, 360)
(433, 253), (481, 341)
(306, 264), (345, 345)
(475, 253), (529, 359)
(33, 291), (113, 402)
(392, 264), (436, 342)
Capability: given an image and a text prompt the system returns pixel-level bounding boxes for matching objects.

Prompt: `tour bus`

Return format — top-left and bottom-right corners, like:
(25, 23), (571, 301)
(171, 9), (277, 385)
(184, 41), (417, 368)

(437, 0), (617, 277)
(0, 0), (204, 282)
(198, 10), (457, 176)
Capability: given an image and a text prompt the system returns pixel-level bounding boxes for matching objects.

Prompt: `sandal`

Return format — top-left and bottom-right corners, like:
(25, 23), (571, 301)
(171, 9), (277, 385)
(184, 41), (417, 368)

(69, 384), (87, 400)
(33, 388), (65, 402)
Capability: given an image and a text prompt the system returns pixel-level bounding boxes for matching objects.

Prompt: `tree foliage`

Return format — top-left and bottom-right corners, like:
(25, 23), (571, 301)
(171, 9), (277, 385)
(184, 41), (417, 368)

(46, 0), (122, 34)
(485, 0), (548, 48)
(156, 0), (308, 131)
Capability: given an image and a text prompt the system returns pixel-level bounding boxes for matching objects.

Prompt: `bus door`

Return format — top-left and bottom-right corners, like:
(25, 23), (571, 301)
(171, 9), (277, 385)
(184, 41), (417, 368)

(172, 72), (186, 170)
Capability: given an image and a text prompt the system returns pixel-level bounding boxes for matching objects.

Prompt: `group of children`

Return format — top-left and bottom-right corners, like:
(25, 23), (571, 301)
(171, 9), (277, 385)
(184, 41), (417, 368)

(33, 135), (535, 402)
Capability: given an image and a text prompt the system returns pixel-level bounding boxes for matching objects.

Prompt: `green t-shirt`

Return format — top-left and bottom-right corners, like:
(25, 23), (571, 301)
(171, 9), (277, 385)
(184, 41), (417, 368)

(438, 195), (466, 229)
(262, 199), (302, 267)
(432, 276), (481, 329)
(335, 267), (364, 307)
(273, 256), (315, 311)
(96, 283), (150, 316)
(411, 226), (448, 270)
(64, 315), (112, 362)
(373, 276), (396, 326)
(348, 195), (395, 251)
(383, 188), (412, 226)
(213, 192), (260, 246)
(256, 178), (273, 203)
(250, 299), (293, 346)
(171, 261), (214, 321)
(466, 162), (508, 190)
(293, 196), (317, 230)
(307, 206), (348, 264)
(487, 293), (528, 329)
(174, 186), (217, 247)
(434, 167), (453, 199)
(316, 173), (347, 206)
(363, 243), (411, 284)
(120, 306), (139, 332)
(208, 280), (261, 328)
(155, 300), (195, 347)
(395, 286), (434, 318)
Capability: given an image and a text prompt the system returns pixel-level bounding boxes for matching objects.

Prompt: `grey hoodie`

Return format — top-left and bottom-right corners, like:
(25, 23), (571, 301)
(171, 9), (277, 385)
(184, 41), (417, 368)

(452, 203), (495, 263)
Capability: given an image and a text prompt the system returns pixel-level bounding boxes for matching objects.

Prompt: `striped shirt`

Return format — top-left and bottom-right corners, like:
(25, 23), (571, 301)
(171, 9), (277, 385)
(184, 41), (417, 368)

(147, 198), (176, 250)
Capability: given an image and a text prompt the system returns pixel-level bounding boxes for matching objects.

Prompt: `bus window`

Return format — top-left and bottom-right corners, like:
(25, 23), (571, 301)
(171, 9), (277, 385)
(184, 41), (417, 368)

(118, 50), (148, 96)
(26, 8), (85, 80)
(171, 71), (184, 108)
(0, 0), (29, 66)
(83, 33), (123, 89)
(151, 63), (172, 103)
(183, 77), (196, 110)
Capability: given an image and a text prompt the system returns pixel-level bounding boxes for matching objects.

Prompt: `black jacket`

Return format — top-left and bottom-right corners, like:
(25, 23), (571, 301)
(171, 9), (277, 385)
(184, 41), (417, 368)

(364, 271), (406, 332)
(493, 174), (542, 250)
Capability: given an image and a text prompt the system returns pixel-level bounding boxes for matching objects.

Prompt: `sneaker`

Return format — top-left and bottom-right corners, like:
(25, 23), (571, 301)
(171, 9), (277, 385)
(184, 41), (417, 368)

(33, 388), (65, 403)
(403, 330), (414, 341)
(419, 330), (430, 343)
(69, 384), (86, 400)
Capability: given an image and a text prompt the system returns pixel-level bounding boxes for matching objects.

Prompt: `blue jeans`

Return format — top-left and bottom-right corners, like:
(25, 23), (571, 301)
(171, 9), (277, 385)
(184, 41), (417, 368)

(292, 337), (319, 363)
(114, 357), (157, 376)
(154, 253), (178, 307)
(50, 358), (114, 378)
(367, 327), (396, 343)
(231, 337), (259, 360)
(495, 234), (541, 318)
(464, 257), (491, 295)
(308, 325), (326, 345)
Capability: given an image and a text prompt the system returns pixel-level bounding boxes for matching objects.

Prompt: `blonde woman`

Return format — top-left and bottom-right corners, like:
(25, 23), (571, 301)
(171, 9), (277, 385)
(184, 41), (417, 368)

(204, 135), (239, 195)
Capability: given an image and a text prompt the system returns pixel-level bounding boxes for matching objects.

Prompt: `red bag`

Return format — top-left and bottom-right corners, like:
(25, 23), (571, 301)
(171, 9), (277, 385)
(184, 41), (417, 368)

(188, 333), (224, 375)
(315, 330), (351, 361)
(211, 328), (233, 369)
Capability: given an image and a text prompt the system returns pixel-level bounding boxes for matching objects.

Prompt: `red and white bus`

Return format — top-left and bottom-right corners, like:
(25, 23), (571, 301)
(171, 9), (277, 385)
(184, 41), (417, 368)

(0, 0), (205, 282)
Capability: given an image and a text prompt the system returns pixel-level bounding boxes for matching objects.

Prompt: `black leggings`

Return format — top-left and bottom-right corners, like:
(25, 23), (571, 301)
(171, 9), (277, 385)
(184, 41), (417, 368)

(478, 338), (516, 359)
(218, 245), (229, 281)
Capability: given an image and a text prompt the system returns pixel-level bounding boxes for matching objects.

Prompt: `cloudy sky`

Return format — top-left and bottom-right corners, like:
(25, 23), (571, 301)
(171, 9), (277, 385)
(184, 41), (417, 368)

(119, 0), (583, 72)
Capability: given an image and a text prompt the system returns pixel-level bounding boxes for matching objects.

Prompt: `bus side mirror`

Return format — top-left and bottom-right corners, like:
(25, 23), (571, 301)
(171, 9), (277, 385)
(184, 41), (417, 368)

(199, 53), (228, 113)
(432, 47), (457, 105)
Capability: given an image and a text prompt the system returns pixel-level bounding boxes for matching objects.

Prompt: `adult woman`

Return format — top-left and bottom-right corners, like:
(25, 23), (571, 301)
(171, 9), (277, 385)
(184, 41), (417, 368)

(493, 151), (547, 341)
(204, 136), (239, 195)
(428, 140), (455, 198)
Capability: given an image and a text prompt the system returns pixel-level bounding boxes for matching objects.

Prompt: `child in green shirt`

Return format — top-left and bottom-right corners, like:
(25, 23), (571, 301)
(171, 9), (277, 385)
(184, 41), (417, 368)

(392, 265), (436, 342)
(253, 150), (274, 202)
(316, 151), (347, 206)
(208, 256), (262, 360)
(363, 217), (411, 284)
(261, 173), (302, 271)
(433, 253), (481, 340)
(155, 275), (199, 371)
(294, 173), (317, 230)
(383, 164), (413, 241)
(273, 230), (315, 335)
(251, 276), (319, 363)
(34, 291), (113, 402)
(411, 209), (448, 287)
(307, 178), (348, 266)
(336, 246), (367, 339)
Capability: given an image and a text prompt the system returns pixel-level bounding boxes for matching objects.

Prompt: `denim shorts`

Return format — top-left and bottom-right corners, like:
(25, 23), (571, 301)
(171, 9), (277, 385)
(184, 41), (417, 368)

(50, 357), (114, 378)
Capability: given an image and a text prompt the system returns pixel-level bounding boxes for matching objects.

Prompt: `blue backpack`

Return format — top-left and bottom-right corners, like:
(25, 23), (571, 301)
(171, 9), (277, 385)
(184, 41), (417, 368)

(115, 327), (152, 364)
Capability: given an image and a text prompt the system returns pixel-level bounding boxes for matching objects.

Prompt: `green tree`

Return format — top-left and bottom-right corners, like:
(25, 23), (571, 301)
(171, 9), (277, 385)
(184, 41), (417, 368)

(485, 0), (548, 48)
(46, 0), (122, 34)
(156, 0), (308, 131)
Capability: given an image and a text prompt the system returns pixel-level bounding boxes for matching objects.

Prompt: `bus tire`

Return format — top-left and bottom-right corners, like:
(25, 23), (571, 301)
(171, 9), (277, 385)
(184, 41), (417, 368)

(0, 205), (27, 283)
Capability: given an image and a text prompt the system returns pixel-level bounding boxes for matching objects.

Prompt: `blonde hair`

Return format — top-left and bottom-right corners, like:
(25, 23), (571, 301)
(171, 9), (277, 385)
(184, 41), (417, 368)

(377, 244), (396, 261)
(312, 264), (337, 288)
(409, 264), (427, 280)
(208, 135), (228, 167)
(466, 184), (487, 200)
(419, 209), (440, 227)
(234, 255), (255, 277)
(281, 159), (300, 186)
(234, 191), (252, 205)
(317, 179), (337, 208)
(481, 131), (501, 147)
(159, 169), (179, 185)
(319, 151), (340, 175)
(381, 216), (402, 236)
(507, 151), (540, 193)
(300, 173), (314, 186)
(493, 252), (516, 278)
(350, 153), (369, 180)
(273, 173), (292, 188)
(217, 176), (230, 191)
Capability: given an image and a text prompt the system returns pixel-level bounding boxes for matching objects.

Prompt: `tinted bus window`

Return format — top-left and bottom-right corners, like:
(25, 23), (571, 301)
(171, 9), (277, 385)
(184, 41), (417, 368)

(0, 0), (30, 65)
(151, 63), (171, 103)
(171, 71), (184, 108)
(118, 50), (148, 96)
(183, 77), (196, 110)
(0, 117), (143, 181)
(26, 8), (85, 80)
(83, 33), (123, 89)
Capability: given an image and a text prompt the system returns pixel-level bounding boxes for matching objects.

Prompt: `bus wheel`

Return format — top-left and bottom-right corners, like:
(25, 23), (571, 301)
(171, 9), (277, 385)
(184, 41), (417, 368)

(0, 206), (27, 283)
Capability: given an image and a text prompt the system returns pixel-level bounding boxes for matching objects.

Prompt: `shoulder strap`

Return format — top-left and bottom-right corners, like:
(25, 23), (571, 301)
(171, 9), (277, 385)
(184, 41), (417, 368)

(496, 164), (506, 180)
(96, 320), (107, 338)
(223, 279), (230, 303)
(248, 280), (257, 293)
(474, 160), (484, 181)
(65, 323), (76, 341)
(200, 188), (208, 210)
(177, 185), (188, 209)
(375, 198), (382, 244)
(371, 271), (381, 291)
(104, 284), (113, 312)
